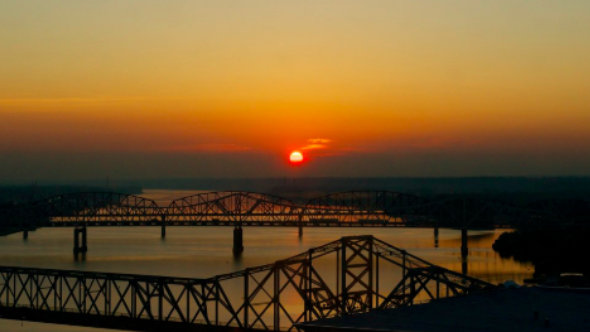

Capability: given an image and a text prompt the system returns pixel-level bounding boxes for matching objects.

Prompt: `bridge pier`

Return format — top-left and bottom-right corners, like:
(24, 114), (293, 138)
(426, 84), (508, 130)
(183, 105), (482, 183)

(461, 228), (468, 257)
(73, 226), (88, 254)
(23, 230), (28, 240)
(434, 227), (439, 248)
(461, 228), (469, 274)
(233, 226), (244, 255)
(462, 257), (469, 275)
(298, 224), (303, 238)
(161, 215), (166, 238)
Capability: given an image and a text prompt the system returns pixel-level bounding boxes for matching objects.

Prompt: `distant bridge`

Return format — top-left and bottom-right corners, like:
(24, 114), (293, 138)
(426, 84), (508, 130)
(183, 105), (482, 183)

(1, 190), (587, 254)
(1, 190), (576, 229)
(0, 235), (495, 332)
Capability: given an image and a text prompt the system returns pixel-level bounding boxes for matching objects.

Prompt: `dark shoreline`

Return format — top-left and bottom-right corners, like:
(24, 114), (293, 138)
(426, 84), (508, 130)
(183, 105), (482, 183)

(493, 230), (590, 277)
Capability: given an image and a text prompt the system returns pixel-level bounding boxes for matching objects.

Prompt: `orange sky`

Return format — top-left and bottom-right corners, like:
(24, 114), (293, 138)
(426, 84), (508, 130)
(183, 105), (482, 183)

(1, 1), (590, 181)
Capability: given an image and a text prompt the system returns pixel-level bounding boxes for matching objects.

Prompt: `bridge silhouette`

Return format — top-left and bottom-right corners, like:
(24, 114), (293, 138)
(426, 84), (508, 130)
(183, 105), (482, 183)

(0, 235), (495, 332)
(1, 190), (588, 254)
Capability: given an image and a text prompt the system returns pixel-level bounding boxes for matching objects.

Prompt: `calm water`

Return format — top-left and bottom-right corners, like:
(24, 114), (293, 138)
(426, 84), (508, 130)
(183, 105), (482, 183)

(0, 189), (533, 331)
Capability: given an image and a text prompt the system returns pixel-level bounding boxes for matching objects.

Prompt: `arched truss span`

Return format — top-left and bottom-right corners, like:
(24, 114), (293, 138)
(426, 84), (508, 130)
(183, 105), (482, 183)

(302, 191), (429, 224)
(166, 191), (300, 222)
(0, 191), (572, 229)
(1, 192), (161, 227)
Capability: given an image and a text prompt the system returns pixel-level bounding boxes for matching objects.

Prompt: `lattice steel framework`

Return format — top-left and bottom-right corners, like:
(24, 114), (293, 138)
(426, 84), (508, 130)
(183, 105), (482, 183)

(166, 191), (301, 223)
(4, 192), (163, 227)
(0, 191), (575, 230)
(0, 236), (494, 331)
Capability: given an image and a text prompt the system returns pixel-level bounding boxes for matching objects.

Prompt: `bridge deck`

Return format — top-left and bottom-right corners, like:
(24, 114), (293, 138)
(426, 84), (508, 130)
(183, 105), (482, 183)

(41, 221), (510, 228)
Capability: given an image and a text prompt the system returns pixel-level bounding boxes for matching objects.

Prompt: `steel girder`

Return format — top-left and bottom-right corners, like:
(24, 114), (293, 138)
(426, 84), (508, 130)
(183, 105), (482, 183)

(0, 192), (161, 228)
(0, 235), (495, 331)
(166, 191), (301, 223)
(1, 191), (583, 229)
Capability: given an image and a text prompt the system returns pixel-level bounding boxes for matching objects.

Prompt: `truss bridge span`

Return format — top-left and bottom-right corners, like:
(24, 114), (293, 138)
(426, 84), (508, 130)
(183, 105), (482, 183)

(0, 190), (565, 229)
(0, 235), (495, 332)
(1, 190), (582, 255)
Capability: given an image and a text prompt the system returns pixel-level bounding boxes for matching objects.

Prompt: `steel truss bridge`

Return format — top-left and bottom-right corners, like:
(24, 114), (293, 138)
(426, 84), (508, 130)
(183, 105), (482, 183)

(2, 190), (587, 230)
(0, 235), (495, 332)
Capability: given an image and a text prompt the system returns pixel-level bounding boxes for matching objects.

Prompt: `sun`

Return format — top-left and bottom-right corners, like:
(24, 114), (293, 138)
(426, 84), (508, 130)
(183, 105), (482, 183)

(289, 151), (304, 164)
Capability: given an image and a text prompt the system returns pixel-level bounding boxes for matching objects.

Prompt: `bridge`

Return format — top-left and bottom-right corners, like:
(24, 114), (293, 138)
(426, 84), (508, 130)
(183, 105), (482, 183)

(0, 235), (495, 332)
(1, 190), (587, 254)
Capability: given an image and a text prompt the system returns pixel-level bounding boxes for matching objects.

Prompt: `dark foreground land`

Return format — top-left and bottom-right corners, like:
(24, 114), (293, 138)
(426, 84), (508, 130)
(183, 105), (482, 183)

(493, 230), (590, 279)
(298, 287), (590, 332)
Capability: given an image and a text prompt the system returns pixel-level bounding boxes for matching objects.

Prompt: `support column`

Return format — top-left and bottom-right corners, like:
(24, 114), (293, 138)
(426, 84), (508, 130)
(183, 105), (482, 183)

(74, 226), (88, 254)
(23, 230), (28, 240)
(273, 265), (280, 331)
(401, 250), (407, 300)
(233, 226), (244, 255)
(340, 240), (347, 315)
(161, 215), (166, 238)
(461, 228), (468, 275)
(462, 256), (469, 275)
(82, 226), (87, 252)
(434, 227), (439, 248)
(461, 228), (468, 257)
(74, 228), (79, 251)
(244, 268), (250, 328)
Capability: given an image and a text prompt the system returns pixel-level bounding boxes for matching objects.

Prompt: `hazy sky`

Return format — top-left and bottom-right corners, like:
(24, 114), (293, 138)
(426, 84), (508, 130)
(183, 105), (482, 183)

(1, 1), (590, 182)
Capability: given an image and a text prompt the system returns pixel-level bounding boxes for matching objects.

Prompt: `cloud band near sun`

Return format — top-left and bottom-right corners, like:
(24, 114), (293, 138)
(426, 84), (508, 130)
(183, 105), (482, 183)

(301, 138), (332, 150)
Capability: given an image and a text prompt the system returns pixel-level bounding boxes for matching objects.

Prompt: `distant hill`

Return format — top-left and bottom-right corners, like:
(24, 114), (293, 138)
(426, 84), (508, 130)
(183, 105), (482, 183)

(119, 177), (590, 203)
(3, 177), (588, 205)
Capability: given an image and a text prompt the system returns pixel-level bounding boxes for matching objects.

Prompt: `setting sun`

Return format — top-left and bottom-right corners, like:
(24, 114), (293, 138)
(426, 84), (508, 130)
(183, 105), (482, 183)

(289, 151), (303, 164)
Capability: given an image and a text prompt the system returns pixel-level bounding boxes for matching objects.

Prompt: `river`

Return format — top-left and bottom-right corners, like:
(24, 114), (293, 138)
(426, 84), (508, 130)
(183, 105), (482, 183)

(0, 189), (533, 331)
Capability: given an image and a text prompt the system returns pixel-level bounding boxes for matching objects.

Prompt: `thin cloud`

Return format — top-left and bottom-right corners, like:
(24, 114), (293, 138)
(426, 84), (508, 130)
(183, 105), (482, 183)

(301, 144), (328, 150)
(301, 138), (332, 150)
(307, 138), (332, 144)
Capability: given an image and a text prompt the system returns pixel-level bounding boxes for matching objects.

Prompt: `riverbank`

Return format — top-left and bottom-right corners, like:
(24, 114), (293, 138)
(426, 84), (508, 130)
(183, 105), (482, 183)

(297, 287), (590, 332)
(493, 230), (590, 277)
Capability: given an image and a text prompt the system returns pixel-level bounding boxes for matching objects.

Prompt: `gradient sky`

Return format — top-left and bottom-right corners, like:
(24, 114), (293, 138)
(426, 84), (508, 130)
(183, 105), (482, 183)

(1, 1), (590, 182)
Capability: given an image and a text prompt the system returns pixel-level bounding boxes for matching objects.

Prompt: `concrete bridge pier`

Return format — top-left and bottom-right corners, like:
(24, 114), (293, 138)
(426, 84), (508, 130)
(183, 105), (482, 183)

(461, 228), (468, 257)
(462, 257), (469, 275)
(161, 215), (166, 238)
(298, 214), (304, 238)
(73, 226), (88, 254)
(23, 229), (28, 240)
(233, 226), (244, 255)
(434, 227), (439, 248)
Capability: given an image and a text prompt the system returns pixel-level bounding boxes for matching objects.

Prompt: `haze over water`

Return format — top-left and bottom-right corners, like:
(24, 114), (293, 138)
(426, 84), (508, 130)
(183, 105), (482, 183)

(1, 1), (588, 331)
(0, 189), (533, 332)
